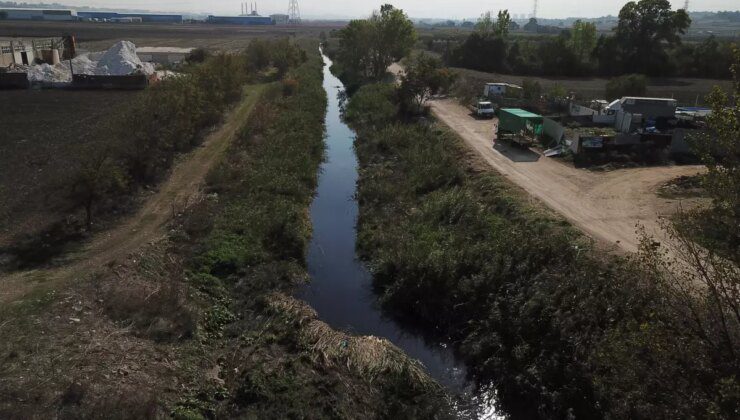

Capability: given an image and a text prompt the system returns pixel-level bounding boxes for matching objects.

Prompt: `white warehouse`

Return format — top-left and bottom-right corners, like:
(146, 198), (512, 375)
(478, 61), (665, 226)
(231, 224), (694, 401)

(0, 8), (78, 21)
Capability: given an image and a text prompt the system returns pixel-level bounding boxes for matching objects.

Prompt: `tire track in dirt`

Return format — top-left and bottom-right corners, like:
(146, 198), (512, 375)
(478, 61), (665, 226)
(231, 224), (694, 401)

(0, 85), (266, 305)
(430, 98), (705, 254)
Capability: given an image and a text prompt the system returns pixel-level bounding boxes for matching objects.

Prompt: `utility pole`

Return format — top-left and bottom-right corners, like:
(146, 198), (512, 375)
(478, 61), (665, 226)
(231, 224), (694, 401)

(288, 0), (301, 24)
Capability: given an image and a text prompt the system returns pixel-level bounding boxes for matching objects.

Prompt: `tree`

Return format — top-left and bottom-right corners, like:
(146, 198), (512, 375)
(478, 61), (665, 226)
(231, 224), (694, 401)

(474, 11), (495, 35)
(400, 53), (457, 113)
(368, 4), (416, 79)
(449, 32), (508, 73)
(68, 148), (127, 229)
(569, 20), (597, 62)
(494, 10), (512, 38)
(615, 0), (691, 75)
(688, 45), (740, 254)
(605, 74), (647, 100)
(337, 4), (416, 80)
(337, 19), (374, 79)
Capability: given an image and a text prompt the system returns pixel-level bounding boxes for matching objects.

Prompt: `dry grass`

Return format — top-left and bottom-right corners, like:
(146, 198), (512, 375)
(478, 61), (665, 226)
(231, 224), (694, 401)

(265, 292), (438, 390)
(0, 239), (210, 419)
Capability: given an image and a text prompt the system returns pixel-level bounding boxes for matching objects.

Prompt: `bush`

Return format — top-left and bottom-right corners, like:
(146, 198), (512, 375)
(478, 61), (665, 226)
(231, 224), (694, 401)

(605, 73), (647, 100)
(347, 76), (739, 419)
(186, 47), (210, 63)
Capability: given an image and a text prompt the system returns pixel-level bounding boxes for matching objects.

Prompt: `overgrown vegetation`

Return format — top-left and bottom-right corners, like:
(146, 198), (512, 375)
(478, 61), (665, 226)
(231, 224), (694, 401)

(171, 43), (449, 418)
(345, 79), (739, 418)
(430, 0), (735, 79)
(684, 45), (740, 260)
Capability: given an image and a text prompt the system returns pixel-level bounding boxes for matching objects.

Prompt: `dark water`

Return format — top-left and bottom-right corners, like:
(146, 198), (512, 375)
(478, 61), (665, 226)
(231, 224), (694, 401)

(296, 51), (500, 419)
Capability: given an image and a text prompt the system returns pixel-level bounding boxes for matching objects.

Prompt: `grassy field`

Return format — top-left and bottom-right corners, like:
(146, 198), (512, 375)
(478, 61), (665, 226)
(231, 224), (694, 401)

(0, 90), (137, 248)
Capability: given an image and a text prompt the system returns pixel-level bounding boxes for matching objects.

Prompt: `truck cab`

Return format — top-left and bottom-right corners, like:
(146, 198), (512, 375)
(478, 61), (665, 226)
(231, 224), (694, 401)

(473, 101), (495, 119)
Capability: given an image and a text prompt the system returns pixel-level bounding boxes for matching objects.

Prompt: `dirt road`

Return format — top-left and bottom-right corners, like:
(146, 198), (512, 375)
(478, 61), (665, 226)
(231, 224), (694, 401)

(431, 98), (705, 254)
(0, 85), (265, 305)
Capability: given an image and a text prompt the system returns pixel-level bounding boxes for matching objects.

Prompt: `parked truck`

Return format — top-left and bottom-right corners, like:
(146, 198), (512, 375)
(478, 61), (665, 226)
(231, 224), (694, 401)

(471, 100), (495, 118)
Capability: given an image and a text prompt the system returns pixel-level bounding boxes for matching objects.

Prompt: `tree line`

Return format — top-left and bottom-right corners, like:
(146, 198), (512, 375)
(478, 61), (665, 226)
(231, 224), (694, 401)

(436, 0), (735, 79)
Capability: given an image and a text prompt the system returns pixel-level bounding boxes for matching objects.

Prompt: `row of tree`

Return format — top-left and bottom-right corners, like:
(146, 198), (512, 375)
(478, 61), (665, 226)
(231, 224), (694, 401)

(440, 0), (735, 79)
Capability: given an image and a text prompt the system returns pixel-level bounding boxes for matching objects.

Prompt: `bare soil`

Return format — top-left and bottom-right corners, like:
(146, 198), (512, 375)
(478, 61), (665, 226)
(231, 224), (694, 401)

(0, 85), (266, 305)
(0, 90), (137, 248)
(430, 98), (707, 253)
(0, 20), (342, 52)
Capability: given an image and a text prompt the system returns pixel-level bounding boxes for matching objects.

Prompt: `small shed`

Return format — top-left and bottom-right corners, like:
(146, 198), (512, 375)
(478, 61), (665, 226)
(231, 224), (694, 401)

(484, 82), (522, 98)
(498, 108), (543, 135)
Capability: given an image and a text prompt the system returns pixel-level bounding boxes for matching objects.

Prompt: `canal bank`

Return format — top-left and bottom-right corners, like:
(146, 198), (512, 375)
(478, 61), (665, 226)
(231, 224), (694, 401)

(297, 50), (499, 418)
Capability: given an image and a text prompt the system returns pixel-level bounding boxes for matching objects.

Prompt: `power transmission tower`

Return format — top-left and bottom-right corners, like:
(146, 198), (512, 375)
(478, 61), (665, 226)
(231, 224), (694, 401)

(532, 0), (538, 19)
(288, 0), (301, 24)
(683, 0), (689, 11)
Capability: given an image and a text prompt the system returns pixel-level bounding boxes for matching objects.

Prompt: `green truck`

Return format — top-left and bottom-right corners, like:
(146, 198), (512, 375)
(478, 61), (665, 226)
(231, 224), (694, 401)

(497, 108), (543, 147)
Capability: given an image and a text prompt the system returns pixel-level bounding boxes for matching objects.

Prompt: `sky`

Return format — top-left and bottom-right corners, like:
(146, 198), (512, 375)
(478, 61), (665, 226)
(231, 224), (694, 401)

(46, 0), (740, 19)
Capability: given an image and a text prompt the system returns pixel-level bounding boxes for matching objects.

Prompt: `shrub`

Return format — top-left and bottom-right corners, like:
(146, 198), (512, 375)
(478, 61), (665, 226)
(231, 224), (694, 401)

(186, 47), (210, 63)
(605, 73), (647, 100)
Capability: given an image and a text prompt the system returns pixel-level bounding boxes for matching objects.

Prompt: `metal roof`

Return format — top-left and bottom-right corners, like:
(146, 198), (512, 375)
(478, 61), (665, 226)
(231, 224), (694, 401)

(500, 108), (542, 119)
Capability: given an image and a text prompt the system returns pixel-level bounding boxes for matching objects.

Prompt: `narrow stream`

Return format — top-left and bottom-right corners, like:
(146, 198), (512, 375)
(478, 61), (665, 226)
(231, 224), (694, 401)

(296, 51), (499, 418)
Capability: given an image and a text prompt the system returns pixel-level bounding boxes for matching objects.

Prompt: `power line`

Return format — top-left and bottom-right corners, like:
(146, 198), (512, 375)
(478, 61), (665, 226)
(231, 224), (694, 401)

(288, 0), (301, 24)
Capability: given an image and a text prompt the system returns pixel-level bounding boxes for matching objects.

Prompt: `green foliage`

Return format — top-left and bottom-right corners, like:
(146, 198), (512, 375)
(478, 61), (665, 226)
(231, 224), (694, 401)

(569, 20), (597, 62)
(336, 4), (416, 80)
(348, 76), (739, 419)
(614, 0), (691, 75)
(186, 47), (209, 63)
(343, 83), (399, 127)
(687, 45), (740, 255)
(194, 53), (326, 285)
(605, 73), (647, 100)
(522, 79), (542, 101)
(399, 53), (457, 114)
(473, 11), (495, 35)
(449, 32), (508, 73)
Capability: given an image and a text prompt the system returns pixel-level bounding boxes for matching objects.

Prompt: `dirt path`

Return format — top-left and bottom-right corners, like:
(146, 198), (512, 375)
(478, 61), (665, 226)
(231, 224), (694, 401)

(0, 85), (266, 305)
(431, 98), (705, 254)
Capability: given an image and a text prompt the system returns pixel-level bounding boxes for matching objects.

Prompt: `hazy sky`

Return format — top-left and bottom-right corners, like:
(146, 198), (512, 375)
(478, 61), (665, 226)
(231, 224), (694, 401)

(54, 0), (739, 19)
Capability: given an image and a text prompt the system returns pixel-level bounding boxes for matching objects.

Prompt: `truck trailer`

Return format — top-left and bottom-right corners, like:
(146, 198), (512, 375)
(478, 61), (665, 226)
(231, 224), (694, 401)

(497, 108), (543, 148)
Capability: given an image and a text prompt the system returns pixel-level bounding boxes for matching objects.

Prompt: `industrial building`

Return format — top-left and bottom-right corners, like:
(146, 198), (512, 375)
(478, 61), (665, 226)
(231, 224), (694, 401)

(270, 14), (290, 25)
(0, 8), (77, 21)
(207, 15), (274, 25)
(76, 12), (183, 23)
(0, 37), (69, 67)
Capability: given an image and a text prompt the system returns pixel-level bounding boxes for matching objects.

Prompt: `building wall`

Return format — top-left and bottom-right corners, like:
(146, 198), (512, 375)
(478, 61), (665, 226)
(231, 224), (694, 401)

(0, 9), (76, 21)
(77, 11), (182, 23)
(207, 15), (274, 25)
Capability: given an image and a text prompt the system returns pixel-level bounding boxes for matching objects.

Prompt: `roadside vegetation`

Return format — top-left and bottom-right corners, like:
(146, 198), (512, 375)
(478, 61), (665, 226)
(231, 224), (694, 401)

(332, 4), (739, 418)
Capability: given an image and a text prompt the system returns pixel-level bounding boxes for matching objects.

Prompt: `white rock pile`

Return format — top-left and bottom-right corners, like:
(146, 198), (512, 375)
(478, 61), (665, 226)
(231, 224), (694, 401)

(9, 41), (156, 83)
